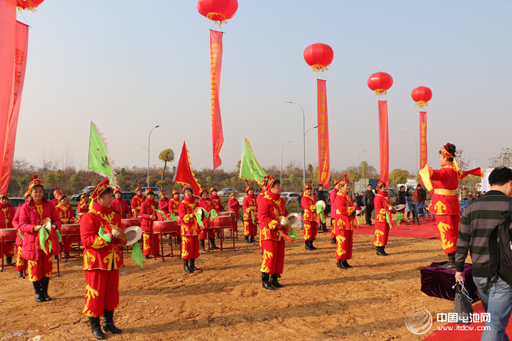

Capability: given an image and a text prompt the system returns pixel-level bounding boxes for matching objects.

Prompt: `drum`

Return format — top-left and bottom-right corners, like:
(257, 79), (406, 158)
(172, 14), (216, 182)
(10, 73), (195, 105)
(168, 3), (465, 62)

(153, 220), (178, 234)
(121, 219), (141, 231)
(0, 228), (17, 242)
(61, 224), (80, 236)
(212, 214), (232, 227)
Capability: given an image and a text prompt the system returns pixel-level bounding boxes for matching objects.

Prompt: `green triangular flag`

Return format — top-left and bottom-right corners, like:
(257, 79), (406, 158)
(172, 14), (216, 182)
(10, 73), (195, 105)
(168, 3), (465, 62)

(39, 227), (51, 255)
(131, 242), (144, 268)
(56, 230), (62, 243)
(18, 230), (24, 240)
(239, 138), (268, 182)
(98, 227), (112, 243)
(155, 209), (168, 220)
(396, 212), (403, 226)
(210, 209), (218, 221)
(88, 122), (115, 178)
(170, 213), (176, 221)
(386, 212), (393, 229)
(251, 211), (256, 224)
(195, 212), (204, 227)
(288, 227), (298, 241)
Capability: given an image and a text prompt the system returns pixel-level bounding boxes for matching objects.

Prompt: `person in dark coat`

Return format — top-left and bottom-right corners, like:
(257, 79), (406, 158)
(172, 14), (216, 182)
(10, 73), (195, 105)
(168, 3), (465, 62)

(362, 185), (375, 226)
(315, 184), (327, 232)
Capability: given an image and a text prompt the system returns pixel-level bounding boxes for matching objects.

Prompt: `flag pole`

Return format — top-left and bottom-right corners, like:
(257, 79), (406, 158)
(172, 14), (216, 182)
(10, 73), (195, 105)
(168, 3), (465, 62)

(86, 121), (92, 186)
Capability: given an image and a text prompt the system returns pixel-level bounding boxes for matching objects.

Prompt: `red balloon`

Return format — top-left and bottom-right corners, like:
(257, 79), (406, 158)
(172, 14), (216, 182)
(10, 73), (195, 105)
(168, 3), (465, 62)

(367, 72), (393, 95)
(197, 0), (238, 25)
(411, 86), (432, 107)
(16, 0), (45, 10)
(303, 43), (334, 72)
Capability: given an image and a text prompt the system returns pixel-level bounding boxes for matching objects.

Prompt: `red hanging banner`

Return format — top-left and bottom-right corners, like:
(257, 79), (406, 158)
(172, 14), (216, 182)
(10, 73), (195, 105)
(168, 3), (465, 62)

(419, 111), (427, 169)
(210, 29), (224, 169)
(378, 100), (389, 188)
(173, 141), (202, 197)
(317, 79), (330, 187)
(0, 14), (27, 193)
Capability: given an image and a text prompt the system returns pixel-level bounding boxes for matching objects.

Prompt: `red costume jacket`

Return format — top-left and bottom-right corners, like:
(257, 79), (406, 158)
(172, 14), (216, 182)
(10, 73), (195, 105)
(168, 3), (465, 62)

(159, 198), (170, 217)
(0, 203), (16, 229)
(12, 202), (27, 246)
(18, 199), (61, 260)
(374, 191), (392, 224)
(111, 198), (130, 219)
(179, 197), (200, 237)
(78, 200), (89, 220)
(198, 197), (214, 212)
(333, 192), (356, 231)
(243, 194), (257, 221)
(210, 194), (225, 212)
(51, 198), (59, 208)
(55, 203), (76, 224)
(301, 194), (317, 222)
(131, 194), (143, 218)
(256, 191), (266, 207)
(140, 198), (157, 233)
(168, 198), (180, 216)
(258, 191), (288, 241)
(80, 202), (124, 271)
(228, 199), (240, 216)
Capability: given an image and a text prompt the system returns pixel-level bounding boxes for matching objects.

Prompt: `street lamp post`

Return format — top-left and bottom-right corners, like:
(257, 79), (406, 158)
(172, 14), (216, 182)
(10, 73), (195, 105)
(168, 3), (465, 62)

(147, 125), (160, 187)
(280, 141), (292, 185)
(286, 101), (306, 186)
(403, 131), (418, 173)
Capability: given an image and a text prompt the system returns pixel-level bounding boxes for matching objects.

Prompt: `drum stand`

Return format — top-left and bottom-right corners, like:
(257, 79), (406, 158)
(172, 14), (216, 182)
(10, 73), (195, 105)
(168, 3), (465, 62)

(0, 236), (15, 271)
(62, 232), (82, 262)
(207, 225), (235, 253)
(156, 232), (180, 261)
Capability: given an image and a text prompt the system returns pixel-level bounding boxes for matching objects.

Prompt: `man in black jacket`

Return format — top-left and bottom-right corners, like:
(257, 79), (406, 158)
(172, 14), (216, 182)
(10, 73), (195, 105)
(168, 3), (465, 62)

(315, 184), (327, 232)
(363, 185), (375, 226)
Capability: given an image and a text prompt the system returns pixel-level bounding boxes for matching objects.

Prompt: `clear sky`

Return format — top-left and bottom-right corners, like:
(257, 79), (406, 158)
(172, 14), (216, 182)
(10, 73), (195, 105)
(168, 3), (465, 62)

(14, 0), (512, 176)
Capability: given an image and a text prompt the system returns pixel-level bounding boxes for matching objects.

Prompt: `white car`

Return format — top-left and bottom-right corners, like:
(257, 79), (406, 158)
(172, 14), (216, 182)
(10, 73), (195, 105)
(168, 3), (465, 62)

(218, 188), (237, 196)
(281, 192), (301, 204)
(142, 186), (161, 197)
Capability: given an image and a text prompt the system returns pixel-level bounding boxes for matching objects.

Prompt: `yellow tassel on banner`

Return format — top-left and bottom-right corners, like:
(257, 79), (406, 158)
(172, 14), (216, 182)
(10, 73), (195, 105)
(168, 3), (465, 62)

(415, 101), (428, 108)
(207, 12), (228, 28)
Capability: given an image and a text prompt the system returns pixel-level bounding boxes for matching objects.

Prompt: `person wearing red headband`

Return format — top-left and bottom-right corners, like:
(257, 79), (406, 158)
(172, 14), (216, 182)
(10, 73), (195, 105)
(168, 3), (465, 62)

(55, 193), (77, 258)
(157, 191), (170, 221)
(78, 193), (89, 222)
(168, 188), (181, 218)
(419, 143), (482, 269)
(12, 191), (31, 277)
(198, 186), (218, 251)
(333, 175), (360, 270)
(52, 187), (60, 208)
(80, 178), (123, 339)
(18, 175), (61, 302)
(131, 186), (143, 218)
(374, 180), (396, 256)
(209, 187), (225, 213)
(179, 184), (201, 273)
(329, 179), (341, 245)
(140, 187), (160, 259)
(0, 193), (16, 265)
(301, 181), (318, 251)
(111, 187), (130, 220)
(258, 176), (289, 290)
(227, 191), (240, 232)
(243, 184), (258, 244)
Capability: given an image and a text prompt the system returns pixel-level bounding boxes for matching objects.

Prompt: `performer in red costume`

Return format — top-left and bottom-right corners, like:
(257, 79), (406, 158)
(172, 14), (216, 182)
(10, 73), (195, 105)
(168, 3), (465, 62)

(333, 175), (360, 270)
(55, 193), (77, 258)
(329, 179), (341, 244)
(51, 187), (60, 208)
(210, 187), (225, 212)
(140, 188), (160, 259)
(80, 179), (123, 339)
(179, 184), (201, 273)
(227, 191), (240, 232)
(18, 175), (61, 302)
(158, 191), (170, 220)
(420, 143), (482, 269)
(78, 193), (89, 222)
(111, 187), (130, 220)
(301, 181), (318, 251)
(13, 192), (30, 277)
(256, 178), (268, 207)
(131, 186), (143, 218)
(243, 184), (258, 244)
(0, 193), (16, 265)
(258, 176), (288, 290)
(373, 180), (396, 257)
(168, 189), (180, 218)
(198, 186), (218, 251)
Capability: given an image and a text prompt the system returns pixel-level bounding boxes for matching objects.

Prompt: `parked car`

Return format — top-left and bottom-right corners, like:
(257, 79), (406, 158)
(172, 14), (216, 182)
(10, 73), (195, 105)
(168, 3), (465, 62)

(237, 193), (246, 206)
(121, 191), (137, 207)
(142, 187), (161, 197)
(70, 186), (95, 202)
(218, 188), (237, 196)
(9, 197), (25, 209)
(281, 192), (301, 204)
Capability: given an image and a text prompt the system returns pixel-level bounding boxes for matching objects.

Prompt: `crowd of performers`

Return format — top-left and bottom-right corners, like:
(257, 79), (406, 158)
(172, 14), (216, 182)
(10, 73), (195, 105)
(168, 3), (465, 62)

(0, 142), (484, 339)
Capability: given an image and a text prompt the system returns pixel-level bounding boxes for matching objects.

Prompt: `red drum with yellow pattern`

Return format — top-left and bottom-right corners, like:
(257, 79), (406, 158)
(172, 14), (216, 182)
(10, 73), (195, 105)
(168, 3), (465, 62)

(153, 220), (178, 233)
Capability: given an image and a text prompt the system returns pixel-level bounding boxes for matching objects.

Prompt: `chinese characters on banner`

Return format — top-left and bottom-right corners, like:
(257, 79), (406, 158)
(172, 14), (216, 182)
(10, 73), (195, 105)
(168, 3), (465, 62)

(419, 111), (427, 169)
(317, 79), (330, 187)
(210, 30), (224, 169)
(378, 100), (389, 187)
(0, 20), (28, 193)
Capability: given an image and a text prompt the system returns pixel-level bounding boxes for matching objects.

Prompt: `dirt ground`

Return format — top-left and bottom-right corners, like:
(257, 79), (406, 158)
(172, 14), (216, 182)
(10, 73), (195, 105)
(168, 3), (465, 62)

(0, 224), (460, 341)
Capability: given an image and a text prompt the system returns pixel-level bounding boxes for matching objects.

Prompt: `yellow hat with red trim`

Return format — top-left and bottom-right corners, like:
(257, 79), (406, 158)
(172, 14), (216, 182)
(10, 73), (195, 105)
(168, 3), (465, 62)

(230, 191), (237, 198)
(199, 186), (208, 196)
(376, 180), (386, 191)
(135, 185), (142, 192)
(90, 179), (111, 200)
(266, 175), (277, 189)
(114, 186), (122, 194)
(172, 188), (180, 195)
(339, 174), (349, 187)
(210, 186), (217, 193)
(144, 187), (154, 197)
(0, 193), (8, 199)
(303, 181), (312, 191)
(259, 177), (268, 188)
(245, 183), (253, 193)
(28, 174), (44, 192)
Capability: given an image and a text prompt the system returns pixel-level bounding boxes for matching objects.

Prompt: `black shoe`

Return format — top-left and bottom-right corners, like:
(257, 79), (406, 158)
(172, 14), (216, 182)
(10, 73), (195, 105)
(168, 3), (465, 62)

(331, 238), (336, 245)
(250, 235), (254, 243)
(17, 271), (23, 278)
(144, 255), (150, 260)
(210, 238), (219, 250)
(270, 274), (283, 288)
(6, 257), (12, 265)
(89, 317), (106, 340)
(342, 260), (352, 268)
(102, 309), (122, 334)
(183, 259), (193, 273)
(190, 259), (200, 271)
(310, 241), (317, 250)
(41, 277), (52, 301)
(322, 226), (328, 233)
(156, 254), (161, 257)
(65, 253), (70, 258)
(33, 281), (44, 302)
(441, 253), (457, 270)
(336, 260), (346, 270)
(261, 273), (274, 290)
(305, 240), (312, 251)
(244, 236), (250, 244)
(200, 239), (206, 251)
(376, 247), (389, 256)
(53, 255), (58, 260)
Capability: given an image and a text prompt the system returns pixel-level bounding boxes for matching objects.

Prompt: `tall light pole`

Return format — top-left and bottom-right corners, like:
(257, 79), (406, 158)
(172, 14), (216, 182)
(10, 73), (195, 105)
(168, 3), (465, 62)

(305, 125), (318, 137)
(280, 141), (292, 185)
(403, 131), (418, 173)
(148, 125), (159, 187)
(286, 101), (306, 186)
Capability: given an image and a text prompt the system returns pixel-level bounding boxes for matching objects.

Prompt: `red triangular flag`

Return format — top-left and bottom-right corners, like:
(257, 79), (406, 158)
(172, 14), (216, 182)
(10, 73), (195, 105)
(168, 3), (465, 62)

(173, 141), (202, 197)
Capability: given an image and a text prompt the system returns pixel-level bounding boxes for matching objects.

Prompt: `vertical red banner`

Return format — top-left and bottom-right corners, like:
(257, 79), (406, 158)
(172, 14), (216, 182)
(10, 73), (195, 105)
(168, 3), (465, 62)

(317, 79), (330, 187)
(210, 30), (224, 169)
(378, 100), (389, 187)
(419, 111), (427, 169)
